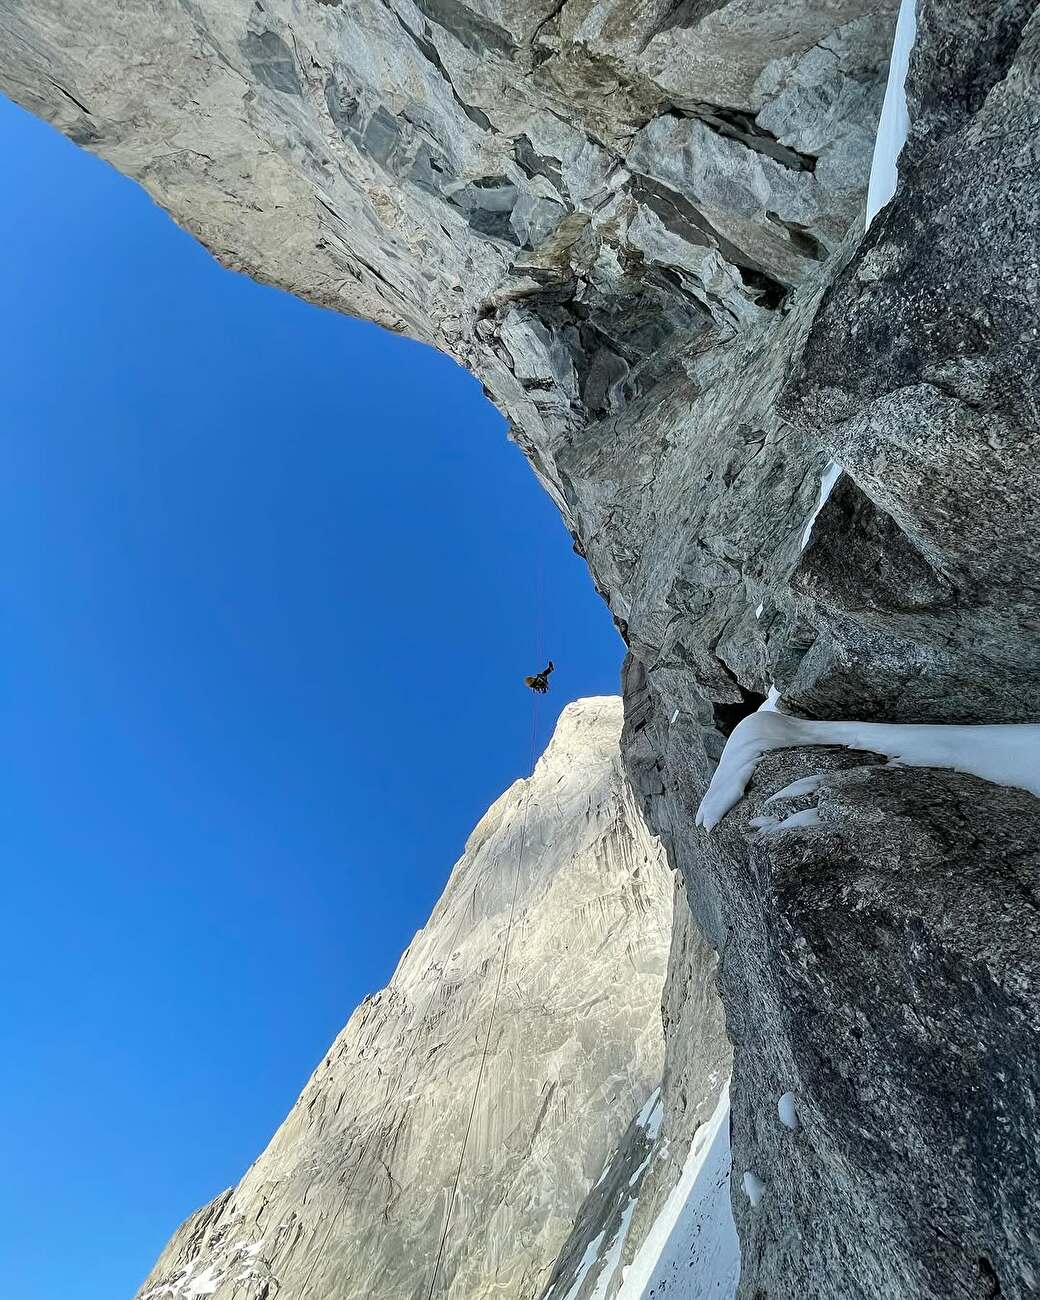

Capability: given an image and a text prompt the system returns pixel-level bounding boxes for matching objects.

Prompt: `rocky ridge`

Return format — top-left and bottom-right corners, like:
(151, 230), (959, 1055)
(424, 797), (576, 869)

(134, 697), (686, 1300)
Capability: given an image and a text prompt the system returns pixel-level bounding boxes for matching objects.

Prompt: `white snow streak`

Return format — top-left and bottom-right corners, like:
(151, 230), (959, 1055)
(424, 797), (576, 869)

(760, 685), (782, 713)
(635, 1086), (662, 1133)
(563, 1231), (608, 1300)
(616, 1086), (739, 1300)
(589, 1198), (640, 1299)
(799, 460), (843, 552)
(697, 711), (1040, 830)
(866, 0), (918, 228)
(141, 1263), (220, 1300)
(741, 1171), (766, 1208)
(765, 774), (827, 804)
(777, 1093), (800, 1132)
(140, 1243), (263, 1299)
(758, 808), (822, 836)
(796, 2), (918, 558)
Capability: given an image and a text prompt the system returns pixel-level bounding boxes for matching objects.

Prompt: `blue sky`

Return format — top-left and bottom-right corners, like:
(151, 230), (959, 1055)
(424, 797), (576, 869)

(0, 95), (622, 1298)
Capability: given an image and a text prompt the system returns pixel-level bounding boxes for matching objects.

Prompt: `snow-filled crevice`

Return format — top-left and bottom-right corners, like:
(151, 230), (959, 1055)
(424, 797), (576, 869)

(865, 0), (918, 229)
(796, 0), (917, 550)
(697, 712), (1040, 830)
(615, 1086), (739, 1299)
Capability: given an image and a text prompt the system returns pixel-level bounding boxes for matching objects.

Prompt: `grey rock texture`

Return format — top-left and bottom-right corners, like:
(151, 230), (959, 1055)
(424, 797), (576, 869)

(540, 875), (732, 1300)
(0, 0), (896, 692)
(5, 0), (1040, 1296)
(715, 747), (1040, 1300)
(539, 1086), (665, 1300)
(136, 697), (679, 1300)
(779, 0), (1040, 723)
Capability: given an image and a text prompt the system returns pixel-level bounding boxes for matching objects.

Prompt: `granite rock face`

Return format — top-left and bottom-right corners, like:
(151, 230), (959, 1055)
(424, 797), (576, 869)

(714, 751), (1040, 1300)
(538, 874), (732, 1300)
(135, 697), (681, 1300)
(780, 0), (1040, 723)
(0, 0), (897, 700)
(5, 0), (1040, 1296)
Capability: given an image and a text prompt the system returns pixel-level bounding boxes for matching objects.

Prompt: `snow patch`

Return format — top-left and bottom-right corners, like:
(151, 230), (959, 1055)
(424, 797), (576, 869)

(635, 1086), (662, 1134)
(592, 1157), (613, 1190)
(778, 1093), (800, 1132)
(866, 0), (918, 227)
(563, 1230), (608, 1300)
(616, 1086), (739, 1299)
(629, 1153), (653, 1188)
(697, 711), (1040, 831)
(800, 461), (843, 552)
(742, 1171), (766, 1208)
(765, 774), (827, 803)
(589, 1197), (640, 1299)
(141, 1262), (221, 1300)
(140, 1243), (264, 1299)
(760, 685), (782, 713)
(758, 808), (822, 836)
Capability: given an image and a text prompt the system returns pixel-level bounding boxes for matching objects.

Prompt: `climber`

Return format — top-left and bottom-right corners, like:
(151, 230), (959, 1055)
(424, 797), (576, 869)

(524, 660), (555, 694)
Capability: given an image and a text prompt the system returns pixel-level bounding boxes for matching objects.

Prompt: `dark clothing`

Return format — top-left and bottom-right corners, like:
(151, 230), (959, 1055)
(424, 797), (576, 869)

(524, 660), (555, 694)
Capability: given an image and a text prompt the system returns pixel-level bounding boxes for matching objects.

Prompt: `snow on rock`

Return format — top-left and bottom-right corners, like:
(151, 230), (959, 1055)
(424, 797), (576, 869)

(866, 0), (918, 227)
(590, 1199), (640, 1300)
(696, 711), (1040, 831)
(635, 1086), (663, 1138)
(765, 775), (827, 804)
(563, 1231), (609, 1300)
(742, 1172), (766, 1208)
(777, 1094), (800, 1132)
(760, 686), (782, 713)
(141, 1262), (221, 1300)
(800, 461), (843, 552)
(759, 808), (822, 836)
(615, 1086), (739, 1300)
(796, 0), (918, 557)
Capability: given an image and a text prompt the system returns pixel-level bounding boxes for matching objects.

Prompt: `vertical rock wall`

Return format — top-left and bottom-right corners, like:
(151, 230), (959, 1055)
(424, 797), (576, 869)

(135, 698), (682, 1300)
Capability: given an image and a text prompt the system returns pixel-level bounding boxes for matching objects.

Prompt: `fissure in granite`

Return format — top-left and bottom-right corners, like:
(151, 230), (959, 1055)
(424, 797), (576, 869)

(2, 0), (1037, 1296)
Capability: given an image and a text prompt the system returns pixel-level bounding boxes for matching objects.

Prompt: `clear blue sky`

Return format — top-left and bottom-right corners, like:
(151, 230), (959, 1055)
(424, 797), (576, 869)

(0, 95), (623, 1299)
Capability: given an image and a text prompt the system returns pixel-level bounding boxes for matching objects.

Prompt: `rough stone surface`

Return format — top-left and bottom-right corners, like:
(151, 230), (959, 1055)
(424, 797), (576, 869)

(5, 1), (1040, 1297)
(780, 0), (1040, 723)
(135, 698), (681, 1300)
(541, 875), (732, 1300)
(716, 748), (1040, 1300)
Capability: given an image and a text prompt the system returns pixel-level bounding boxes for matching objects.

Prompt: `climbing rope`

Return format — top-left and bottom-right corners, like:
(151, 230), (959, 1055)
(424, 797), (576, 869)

(304, 547), (549, 1300)
(298, 870), (491, 1299)
(425, 687), (540, 1300)
(425, 549), (546, 1299)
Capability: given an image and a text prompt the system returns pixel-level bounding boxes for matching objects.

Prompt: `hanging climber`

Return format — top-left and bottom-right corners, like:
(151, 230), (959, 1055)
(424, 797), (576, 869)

(524, 660), (555, 694)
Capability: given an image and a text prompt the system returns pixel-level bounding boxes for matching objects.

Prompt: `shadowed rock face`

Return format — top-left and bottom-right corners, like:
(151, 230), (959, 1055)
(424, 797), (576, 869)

(779, 1), (1040, 724)
(707, 744), (1040, 1300)
(5, 1), (1039, 1297)
(135, 698), (681, 1300)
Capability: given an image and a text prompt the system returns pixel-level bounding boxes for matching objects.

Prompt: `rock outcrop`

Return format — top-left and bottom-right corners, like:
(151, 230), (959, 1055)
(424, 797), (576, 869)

(135, 698), (683, 1300)
(5, 0), (1039, 1296)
